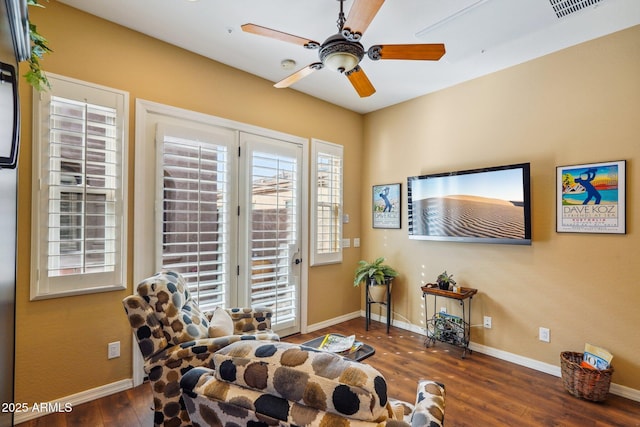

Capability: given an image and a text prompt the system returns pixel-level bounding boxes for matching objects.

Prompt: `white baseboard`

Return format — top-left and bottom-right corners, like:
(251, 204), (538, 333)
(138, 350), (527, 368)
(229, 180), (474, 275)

(305, 310), (361, 332)
(469, 341), (561, 376)
(609, 382), (640, 401)
(13, 378), (133, 424)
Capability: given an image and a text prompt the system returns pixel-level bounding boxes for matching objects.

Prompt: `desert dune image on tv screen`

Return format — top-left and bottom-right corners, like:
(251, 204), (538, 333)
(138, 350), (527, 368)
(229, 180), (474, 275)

(410, 168), (526, 240)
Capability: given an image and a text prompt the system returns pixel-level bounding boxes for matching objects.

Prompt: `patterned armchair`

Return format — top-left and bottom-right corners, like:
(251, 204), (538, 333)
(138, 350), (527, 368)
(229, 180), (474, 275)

(122, 270), (279, 427)
(180, 340), (446, 426)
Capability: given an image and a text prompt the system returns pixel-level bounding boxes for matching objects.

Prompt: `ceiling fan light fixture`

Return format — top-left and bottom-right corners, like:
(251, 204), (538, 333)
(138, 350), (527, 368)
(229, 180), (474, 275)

(323, 52), (360, 73)
(319, 34), (364, 73)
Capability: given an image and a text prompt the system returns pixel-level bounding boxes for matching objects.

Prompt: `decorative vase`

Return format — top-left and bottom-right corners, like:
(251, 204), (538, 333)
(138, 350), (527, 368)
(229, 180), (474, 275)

(438, 281), (449, 290)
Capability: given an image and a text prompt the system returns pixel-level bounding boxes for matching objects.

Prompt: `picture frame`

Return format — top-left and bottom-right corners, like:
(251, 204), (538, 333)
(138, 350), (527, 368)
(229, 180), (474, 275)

(372, 183), (401, 229)
(556, 160), (626, 234)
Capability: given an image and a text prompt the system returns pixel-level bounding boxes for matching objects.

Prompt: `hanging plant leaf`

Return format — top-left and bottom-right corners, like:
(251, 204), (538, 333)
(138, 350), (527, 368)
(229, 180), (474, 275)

(25, 0), (52, 91)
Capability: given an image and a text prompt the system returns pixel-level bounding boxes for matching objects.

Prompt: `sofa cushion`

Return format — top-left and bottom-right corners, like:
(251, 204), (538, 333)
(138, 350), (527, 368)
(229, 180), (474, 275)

(213, 340), (391, 422)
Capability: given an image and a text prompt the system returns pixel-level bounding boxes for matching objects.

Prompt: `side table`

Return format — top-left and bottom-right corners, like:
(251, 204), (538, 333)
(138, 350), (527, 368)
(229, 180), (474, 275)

(300, 334), (376, 362)
(421, 285), (478, 358)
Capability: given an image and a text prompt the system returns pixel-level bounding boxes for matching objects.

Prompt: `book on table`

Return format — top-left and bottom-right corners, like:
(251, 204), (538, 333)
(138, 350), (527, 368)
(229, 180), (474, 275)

(318, 334), (363, 354)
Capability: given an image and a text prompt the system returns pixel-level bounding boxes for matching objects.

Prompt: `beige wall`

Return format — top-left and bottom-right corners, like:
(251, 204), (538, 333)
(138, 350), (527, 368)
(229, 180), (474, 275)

(15, 1), (363, 404)
(362, 25), (640, 390)
(14, 0), (639, 406)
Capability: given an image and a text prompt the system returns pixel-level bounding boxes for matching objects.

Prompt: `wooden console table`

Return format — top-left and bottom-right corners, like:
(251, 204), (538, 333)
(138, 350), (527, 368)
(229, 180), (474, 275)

(421, 285), (478, 358)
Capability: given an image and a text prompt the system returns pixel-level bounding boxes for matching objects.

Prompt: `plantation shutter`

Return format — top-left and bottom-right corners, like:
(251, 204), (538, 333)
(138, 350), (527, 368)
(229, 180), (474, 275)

(249, 151), (298, 322)
(47, 97), (119, 275)
(310, 140), (343, 265)
(156, 124), (235, 312)
(31, 74), (128, 299)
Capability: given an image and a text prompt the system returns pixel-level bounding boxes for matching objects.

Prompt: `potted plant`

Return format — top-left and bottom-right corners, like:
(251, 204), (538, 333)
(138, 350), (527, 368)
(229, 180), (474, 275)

(436, 270), (456, 290)
(353, 257), (399, 303)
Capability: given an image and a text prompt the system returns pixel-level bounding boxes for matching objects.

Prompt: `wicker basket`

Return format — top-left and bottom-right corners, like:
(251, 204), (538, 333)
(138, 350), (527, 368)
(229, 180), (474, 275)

(560, 351), (613, 402)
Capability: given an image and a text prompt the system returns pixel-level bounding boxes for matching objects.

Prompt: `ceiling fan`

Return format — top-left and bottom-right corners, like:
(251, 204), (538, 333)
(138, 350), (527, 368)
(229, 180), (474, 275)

(241, 0), (446, 97)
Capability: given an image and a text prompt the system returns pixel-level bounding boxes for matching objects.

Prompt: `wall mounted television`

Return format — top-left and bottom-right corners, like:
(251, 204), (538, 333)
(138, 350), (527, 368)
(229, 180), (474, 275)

(407, 163), (532, 245)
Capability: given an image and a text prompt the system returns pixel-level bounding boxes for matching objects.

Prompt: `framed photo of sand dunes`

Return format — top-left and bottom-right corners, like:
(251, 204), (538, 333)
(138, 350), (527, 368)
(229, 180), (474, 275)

(556, 160), (626, 234)
(373, 183), (401, 229)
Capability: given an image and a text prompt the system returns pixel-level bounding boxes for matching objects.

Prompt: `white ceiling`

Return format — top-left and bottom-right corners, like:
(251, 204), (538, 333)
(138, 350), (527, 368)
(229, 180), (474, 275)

(57, 0), (639, 114)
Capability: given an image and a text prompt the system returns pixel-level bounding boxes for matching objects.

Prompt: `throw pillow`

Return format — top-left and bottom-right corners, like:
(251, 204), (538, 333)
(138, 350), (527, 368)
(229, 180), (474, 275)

(208, 307), (234, 337)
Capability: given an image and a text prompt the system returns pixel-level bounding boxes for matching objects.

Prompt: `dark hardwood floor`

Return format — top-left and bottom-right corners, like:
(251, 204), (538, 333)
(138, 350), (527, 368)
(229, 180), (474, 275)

(18, 318), (640, 426)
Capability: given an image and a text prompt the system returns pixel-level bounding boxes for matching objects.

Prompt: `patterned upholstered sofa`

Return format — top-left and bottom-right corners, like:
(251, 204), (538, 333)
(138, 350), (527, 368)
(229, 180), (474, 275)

(122, 270), (280, 426)
(180, 340), (446, 426)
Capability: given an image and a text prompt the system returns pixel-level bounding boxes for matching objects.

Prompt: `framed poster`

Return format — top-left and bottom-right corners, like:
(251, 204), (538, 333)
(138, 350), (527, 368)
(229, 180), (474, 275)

(372, 183), (401, 229)
(556, 160), (626, 234)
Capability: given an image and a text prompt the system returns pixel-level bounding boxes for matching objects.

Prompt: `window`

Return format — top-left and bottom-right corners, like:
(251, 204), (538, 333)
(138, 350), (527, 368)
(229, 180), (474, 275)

(31, 74), (128, 299)
(310, 139), (343, 266)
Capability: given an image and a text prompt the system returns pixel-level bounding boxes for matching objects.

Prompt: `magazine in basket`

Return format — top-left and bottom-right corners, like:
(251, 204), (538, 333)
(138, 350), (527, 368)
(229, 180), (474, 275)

(581, 343), (613, 370)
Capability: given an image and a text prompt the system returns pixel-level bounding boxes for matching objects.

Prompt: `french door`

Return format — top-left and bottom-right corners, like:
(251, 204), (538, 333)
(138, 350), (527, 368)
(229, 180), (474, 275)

(155, 124), (302, 335)
(239, 133), (302, 337)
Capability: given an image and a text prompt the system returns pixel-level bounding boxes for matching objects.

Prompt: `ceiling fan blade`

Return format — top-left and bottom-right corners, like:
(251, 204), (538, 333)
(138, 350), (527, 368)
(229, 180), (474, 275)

(274, 63), (324, 88)
(345, 66), (376, 98)
(342, 0), (385, 41)
(368, 44), (446, 61)
(241, 23), (320, 49)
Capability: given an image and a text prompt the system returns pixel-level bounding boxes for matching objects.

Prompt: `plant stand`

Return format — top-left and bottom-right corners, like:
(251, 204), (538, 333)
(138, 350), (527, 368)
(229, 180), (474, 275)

(365, 280), (392, 333)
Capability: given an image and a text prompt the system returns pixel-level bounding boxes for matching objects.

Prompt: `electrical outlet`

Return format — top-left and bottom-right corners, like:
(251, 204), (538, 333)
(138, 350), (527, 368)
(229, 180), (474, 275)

(108, 341), (120, 359)
(483, 316), (492, 329)
(440, 307), (447, 314)
(539, 327), (550, 343)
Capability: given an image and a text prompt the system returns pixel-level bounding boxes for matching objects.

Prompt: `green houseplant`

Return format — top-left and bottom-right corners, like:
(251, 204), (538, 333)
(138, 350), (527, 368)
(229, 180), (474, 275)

(353, 257), (399, 287)
(436, 270), (456, 290)
(354, 257), (399, 303)
(25, 0), (52, 91)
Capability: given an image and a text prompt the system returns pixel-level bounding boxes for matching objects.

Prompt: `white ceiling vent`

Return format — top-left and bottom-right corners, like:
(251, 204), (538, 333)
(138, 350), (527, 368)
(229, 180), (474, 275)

(549, 0), (603, 18)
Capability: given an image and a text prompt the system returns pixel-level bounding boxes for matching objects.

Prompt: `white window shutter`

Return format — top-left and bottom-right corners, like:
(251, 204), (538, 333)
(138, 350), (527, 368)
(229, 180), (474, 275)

(156, 124), (234, 312)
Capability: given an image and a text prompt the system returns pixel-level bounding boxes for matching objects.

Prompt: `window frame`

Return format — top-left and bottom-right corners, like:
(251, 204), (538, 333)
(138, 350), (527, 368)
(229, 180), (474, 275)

(310, 139), (344, 266)
(30, 73), (129, 300)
